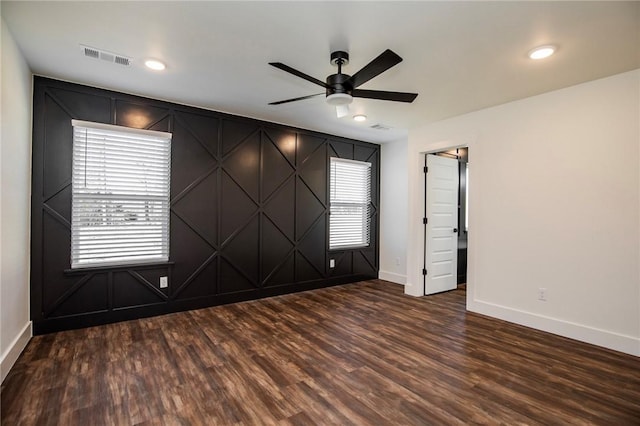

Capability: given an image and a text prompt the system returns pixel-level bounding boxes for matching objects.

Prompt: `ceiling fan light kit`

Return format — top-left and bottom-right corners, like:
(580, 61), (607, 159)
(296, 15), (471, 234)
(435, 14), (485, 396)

(269, 49), (418, 117)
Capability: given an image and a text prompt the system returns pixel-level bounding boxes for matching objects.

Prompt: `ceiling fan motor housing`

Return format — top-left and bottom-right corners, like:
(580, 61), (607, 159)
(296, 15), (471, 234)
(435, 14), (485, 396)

(326, 73), (352, 97)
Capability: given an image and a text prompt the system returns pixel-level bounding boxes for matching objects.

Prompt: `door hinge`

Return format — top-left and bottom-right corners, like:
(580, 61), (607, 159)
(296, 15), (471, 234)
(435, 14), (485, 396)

(422, 268), (427, 276)
(422, 217), (428, 225)
(423, 166), (428, 173)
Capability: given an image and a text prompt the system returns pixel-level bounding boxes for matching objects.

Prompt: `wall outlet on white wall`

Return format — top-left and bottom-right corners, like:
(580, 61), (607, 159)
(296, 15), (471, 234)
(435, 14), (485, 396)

(160, 276), (168, 288)
(395, 257), (400, 266)
(538, 287), (547, 301)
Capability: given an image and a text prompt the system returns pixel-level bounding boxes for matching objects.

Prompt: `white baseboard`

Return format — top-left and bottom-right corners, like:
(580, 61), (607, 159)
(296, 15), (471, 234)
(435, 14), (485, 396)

(378, 270), (407, 285)
(1, 322), (32, 383)
(468, 299), (640, 357)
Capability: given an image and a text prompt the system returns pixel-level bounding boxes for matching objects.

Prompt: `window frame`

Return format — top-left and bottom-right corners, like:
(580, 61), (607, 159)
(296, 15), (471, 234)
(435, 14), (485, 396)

(70, 120), (172, 269)
(329, 157), (372, 250)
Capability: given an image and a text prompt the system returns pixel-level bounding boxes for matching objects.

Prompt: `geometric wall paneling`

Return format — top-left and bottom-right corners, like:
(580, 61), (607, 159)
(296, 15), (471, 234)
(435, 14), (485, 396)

(48, 273), (108, 318)
(297, 134), (325, 166)
(221, 118), (259, 155)
(112, 271), (166, 309)
(175, 111), (219, 156)
(220, 215), (260, 286)
(170, 119), (218, 197)
(263, 254), (295, 287)
(219, 257), (258, 294)
(263, 126), (296, 165)
(328, 140), (354, 160)
(172, 259), (217, 300)
(31, 77), (379, 333)
(295, 251), (324, 282)
(263, 177), (295, 241)
(261, 217), (295, 284)
(171, 171), (218, 247)
(42, 212), (75, 307)
(298, 143), (327, 203)
(43, 94), (74, 199)
(115, 100), (170, 130)
(135, 268), (172, 296)
(328, 251), (353, 277)
(354, 144), (377, 163)
(169, 211), (217, 294)
(44, 185), (72, 223)
(48, 87), (111, 124)
(353, 251), (377, 277)
(220, 171), (259, 243)
(223, 131), (261, 202)
(262, 134), (295, 201)
(297, 215), (326, 275)
(295, 177), (325, 240)
(361, 244), (378, 271)
(147, 116), (172, 133)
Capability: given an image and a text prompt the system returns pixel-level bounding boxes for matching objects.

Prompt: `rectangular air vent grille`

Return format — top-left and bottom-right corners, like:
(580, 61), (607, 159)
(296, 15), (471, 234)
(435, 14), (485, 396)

(80, 45), (131, 67)
(370, 124), (391, 131)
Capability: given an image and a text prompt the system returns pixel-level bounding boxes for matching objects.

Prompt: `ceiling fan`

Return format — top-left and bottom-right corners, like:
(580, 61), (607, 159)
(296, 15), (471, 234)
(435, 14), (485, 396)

(269, 49), (418, 118)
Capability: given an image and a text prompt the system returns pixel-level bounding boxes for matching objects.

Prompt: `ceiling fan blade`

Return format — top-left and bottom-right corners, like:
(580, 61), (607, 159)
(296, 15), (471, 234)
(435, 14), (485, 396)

(346, 49), (403, 89)
(269, 93), (324, 105)
(352, 89), (418, 103)
(336, 104), (350, 118)
(269, 62), (329, 89)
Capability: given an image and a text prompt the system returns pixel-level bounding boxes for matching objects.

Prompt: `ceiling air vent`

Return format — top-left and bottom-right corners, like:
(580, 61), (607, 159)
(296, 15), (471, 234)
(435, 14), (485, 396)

(80, 44), (131, 67)
(370, 124), (391, 131)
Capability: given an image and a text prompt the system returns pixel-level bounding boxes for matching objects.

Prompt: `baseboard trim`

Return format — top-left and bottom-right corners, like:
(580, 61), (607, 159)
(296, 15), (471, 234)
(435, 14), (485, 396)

(378, 271), (407, 285)
(1, 321), (32, 383)
(468, 299), (639, 357)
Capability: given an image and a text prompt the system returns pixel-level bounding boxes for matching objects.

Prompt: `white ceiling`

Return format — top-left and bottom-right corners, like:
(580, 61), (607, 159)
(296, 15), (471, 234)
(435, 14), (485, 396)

(2, 1), (639, 143)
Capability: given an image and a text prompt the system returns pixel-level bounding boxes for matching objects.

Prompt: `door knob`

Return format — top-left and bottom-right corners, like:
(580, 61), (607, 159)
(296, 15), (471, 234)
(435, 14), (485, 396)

(453, 228), (458, 233)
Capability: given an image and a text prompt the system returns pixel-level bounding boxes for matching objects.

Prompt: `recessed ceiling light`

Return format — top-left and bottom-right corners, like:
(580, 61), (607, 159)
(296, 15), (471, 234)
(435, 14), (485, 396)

(353, 114), (367, 122)
(145, 59), (166, 71)
(528, 45), (556, 60)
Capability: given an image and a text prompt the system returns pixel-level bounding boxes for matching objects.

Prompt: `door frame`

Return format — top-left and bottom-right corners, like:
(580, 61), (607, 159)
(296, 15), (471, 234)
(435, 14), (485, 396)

(423, 151), (464, 295)
(406, 143), (470, 298)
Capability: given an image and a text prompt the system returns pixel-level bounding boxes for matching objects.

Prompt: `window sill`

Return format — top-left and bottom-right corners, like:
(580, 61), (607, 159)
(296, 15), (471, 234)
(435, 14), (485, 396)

(329, 245), (371, 252)
(64, 261), (175, 276)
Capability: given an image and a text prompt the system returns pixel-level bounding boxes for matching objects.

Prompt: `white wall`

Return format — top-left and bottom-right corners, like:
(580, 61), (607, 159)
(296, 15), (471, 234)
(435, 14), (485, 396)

(406, 70), (640, 356)
(1, 18), (33, 382)
(379, 138), (408, 284)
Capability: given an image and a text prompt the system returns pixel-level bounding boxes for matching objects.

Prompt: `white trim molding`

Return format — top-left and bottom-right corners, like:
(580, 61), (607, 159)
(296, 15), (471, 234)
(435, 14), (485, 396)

(1, 322), (32, 383)
(378, 270), (407, 285)
(468, 300), (640, 357)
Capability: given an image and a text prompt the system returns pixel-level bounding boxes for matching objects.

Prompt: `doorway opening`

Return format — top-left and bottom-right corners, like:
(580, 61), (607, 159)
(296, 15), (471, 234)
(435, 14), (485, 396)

(422, 148), (468, 295)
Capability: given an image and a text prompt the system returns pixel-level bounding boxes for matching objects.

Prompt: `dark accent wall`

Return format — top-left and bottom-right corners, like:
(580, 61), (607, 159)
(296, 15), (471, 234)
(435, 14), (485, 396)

(31, 77), (380, 334)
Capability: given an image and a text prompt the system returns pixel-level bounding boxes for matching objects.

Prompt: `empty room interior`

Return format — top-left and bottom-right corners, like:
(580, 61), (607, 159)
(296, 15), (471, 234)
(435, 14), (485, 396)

(1, 1), (640, 424)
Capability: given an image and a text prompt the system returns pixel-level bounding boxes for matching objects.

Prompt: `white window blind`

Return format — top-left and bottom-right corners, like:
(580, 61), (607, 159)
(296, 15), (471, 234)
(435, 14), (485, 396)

(329, 157), (372, 249)
(71, 120), (172, 268)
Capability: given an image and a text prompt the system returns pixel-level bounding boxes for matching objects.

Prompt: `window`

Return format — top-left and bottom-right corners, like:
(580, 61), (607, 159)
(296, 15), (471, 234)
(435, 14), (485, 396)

(329, 157), (372, 249)
(71, 120), (172, 268)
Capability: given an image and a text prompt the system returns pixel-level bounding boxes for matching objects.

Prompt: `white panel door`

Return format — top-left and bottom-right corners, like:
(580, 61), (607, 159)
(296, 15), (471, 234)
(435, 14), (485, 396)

(425, 154), (459, 294)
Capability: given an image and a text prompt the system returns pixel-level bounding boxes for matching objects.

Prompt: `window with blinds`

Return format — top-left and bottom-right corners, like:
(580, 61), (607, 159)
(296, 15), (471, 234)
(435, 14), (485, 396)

(71, 120), (172, 269)
(329, 157), (372, 249)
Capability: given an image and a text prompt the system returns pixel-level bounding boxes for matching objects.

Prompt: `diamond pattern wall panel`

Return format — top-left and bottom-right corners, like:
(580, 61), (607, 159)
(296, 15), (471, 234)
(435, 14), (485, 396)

(30, 77), (380, 334)
(115, 101), (170, 130)
(171, 120), (217, 198)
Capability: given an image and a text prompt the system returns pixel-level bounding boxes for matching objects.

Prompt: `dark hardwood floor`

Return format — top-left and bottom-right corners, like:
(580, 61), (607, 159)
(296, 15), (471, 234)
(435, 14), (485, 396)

(2, 280), (639, 425)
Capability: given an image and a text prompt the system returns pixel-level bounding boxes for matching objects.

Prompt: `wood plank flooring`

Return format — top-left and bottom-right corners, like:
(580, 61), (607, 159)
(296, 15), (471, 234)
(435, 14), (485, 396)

(2, 280), (639, 425)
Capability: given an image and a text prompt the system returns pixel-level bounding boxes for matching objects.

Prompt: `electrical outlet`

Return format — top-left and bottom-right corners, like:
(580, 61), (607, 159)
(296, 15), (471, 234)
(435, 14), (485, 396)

(395, 257), (400, 266)
(538, 287), (547, 301)
(160, 276), (168, 288)
(329, 259), (335, 268)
